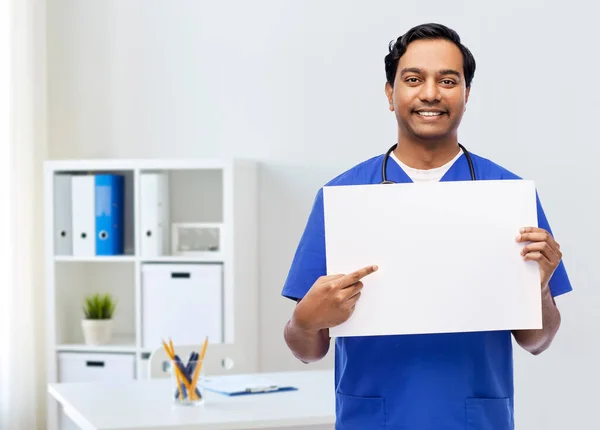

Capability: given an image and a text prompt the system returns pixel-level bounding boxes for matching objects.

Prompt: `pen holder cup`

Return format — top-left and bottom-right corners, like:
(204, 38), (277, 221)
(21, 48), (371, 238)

(170, 358), (205, 406)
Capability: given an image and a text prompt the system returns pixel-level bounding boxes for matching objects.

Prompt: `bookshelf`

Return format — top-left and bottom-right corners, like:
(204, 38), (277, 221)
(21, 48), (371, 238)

(44, 158), (259, 430)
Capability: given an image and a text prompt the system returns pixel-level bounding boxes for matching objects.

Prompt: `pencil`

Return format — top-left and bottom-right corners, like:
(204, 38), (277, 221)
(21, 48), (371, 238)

(168, 338), (187, 398)
(162, 340), (181, 397)
(162, 340), (191, 397)
(199, 336), (209, 361)
(189, 336), (209, 400)
(173, 358), (185, 399)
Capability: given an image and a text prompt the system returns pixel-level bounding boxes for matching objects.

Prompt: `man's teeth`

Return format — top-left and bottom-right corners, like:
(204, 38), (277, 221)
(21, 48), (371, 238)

(417, 111), (443, 116)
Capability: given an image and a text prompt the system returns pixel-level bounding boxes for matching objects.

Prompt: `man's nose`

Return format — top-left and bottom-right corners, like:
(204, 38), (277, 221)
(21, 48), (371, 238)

(418, 80), (441, 104)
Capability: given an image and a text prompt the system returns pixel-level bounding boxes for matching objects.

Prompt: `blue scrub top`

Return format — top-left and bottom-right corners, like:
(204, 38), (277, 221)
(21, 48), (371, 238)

(281, 150), (573, 430)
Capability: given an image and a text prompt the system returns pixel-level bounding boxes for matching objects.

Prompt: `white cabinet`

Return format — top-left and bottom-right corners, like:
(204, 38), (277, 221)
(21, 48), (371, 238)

(57, 352), (136, 430)
(141, 263), (224, 349)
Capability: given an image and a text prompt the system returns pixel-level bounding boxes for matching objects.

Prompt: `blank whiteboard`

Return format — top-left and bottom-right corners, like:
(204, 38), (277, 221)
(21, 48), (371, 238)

(323, 179), (542, 338)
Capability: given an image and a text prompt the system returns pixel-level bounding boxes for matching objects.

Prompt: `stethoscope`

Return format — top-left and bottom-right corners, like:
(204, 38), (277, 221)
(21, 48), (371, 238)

(380, 143), (476, 184)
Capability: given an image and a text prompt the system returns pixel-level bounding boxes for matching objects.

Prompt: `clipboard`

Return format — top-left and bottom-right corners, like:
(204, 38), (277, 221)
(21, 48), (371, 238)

(199, 374), (298, 396)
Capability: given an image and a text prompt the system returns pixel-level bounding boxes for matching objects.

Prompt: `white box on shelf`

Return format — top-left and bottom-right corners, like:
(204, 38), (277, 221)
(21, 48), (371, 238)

(58, 352), (135, 383)
(141, 263), (223, 350)
(71, 175), (95, 257)
(171, 222), (222, 257)
(53, 174), (73, 256)
(140, 172), (170, 257)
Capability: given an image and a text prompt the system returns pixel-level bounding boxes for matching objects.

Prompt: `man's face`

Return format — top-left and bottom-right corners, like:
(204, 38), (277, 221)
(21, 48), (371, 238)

(385, 39), (470, 142)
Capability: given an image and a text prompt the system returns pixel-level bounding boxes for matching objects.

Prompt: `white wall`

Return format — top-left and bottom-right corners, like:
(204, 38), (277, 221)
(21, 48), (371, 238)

(47, 1), (599, 429)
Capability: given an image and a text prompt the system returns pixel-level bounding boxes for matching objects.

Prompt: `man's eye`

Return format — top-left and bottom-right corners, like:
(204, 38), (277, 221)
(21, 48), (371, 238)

(441, 80), (455, 85)
(405, 78), (419, 83)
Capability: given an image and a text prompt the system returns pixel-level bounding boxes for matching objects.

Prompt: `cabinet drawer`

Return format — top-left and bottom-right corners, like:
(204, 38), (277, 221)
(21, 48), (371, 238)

(58, 352), (135, 383)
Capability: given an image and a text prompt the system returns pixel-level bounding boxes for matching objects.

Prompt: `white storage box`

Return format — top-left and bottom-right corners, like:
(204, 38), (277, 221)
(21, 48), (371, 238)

(58, 352), (135, 383)
(141, 263), (223, 350)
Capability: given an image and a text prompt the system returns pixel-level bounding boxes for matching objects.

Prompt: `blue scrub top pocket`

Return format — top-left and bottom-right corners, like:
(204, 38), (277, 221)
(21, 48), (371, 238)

(336, 392), (386, 430)
(466, 397), (513, 430)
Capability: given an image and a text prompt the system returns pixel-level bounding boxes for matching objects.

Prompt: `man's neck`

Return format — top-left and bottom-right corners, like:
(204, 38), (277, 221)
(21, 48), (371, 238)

(393, 134), (461, 170)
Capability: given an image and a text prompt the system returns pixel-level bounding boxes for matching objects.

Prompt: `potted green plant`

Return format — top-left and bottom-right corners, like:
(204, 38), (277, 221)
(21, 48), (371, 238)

(81, 293), (117, 345)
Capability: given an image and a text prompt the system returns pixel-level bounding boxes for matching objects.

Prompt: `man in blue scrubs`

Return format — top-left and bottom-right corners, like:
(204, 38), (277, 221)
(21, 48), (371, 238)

(282, 23), (572, 430)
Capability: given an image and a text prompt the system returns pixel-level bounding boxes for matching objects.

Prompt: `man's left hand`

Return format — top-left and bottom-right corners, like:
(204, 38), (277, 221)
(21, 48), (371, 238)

(517, 226), (562, 289)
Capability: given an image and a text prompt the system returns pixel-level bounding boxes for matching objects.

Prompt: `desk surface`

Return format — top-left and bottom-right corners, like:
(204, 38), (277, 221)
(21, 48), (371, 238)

(48, 369), (335, 430)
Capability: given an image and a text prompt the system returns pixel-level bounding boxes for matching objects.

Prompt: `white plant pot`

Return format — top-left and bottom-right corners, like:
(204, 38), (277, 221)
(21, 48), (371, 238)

(81, 319), (113, 345)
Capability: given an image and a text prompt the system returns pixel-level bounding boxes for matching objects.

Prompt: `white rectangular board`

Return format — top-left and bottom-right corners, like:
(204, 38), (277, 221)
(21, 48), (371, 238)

(323, 179), (541, 338)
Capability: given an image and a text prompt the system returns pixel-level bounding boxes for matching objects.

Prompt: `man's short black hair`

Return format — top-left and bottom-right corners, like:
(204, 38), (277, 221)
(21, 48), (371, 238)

(384, 23), (476, 88)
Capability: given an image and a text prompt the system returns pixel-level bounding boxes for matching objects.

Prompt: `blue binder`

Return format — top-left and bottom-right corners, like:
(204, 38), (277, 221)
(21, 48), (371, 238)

(95, 174), (125, 255)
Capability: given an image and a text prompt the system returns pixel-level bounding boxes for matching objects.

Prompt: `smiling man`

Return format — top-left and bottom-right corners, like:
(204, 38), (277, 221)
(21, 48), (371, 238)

(282, 23), (572, 430)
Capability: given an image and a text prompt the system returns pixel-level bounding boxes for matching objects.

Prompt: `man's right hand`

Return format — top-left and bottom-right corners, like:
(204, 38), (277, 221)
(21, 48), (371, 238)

(292, 265), (379, 333)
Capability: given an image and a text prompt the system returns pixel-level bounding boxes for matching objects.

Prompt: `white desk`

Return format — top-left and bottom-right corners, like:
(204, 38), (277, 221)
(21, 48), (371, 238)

(48, 370), (335, 430)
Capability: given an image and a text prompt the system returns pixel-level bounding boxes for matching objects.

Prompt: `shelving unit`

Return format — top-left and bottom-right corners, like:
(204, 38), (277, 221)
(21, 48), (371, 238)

(56, 333), (137, 353)
(54, 255), (137, 263)
(44, 159), (259, 430)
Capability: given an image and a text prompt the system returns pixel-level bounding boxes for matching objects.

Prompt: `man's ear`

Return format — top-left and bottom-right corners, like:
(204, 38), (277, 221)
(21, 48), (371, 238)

(385, 82), (394, 112)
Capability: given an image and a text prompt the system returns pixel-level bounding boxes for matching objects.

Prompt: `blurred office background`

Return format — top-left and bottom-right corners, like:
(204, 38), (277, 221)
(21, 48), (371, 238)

(1, 1), (598, 429)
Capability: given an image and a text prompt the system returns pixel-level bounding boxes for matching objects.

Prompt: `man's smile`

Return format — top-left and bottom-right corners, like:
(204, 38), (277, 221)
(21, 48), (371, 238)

(413, 109), (448, 120)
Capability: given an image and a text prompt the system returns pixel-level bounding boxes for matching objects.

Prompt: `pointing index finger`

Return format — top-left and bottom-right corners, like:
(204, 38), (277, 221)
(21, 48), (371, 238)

(339, 265), (378, 289)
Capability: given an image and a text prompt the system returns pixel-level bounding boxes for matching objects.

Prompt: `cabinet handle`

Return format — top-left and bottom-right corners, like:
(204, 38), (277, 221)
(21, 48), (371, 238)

(86, 361), (105, 367)
(171, 272), (191, 279)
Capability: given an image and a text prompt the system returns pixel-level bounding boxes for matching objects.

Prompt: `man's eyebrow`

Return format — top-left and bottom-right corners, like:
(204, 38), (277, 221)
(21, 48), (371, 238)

(400, 67), (423, 77)
(438, 69), (461, 77)
(399, 68), (462, 78)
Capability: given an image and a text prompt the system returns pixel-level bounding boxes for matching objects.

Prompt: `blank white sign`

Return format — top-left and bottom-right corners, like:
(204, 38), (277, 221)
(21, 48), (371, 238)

(323, 179), (542, 338)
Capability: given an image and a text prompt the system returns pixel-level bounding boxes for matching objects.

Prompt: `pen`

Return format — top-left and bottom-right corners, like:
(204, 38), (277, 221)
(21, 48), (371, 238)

(245, 385), (279, 393)
(173, 353), (201, 399)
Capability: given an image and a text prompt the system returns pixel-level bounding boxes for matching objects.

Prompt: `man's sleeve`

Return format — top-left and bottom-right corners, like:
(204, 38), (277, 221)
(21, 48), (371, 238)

(536, 193), (573, 297)
(281, 189), (327, 301)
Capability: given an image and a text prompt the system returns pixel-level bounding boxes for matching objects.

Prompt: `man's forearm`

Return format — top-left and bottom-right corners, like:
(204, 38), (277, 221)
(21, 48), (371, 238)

(284, 317), (330, 363)
(513, 285), (561, 355)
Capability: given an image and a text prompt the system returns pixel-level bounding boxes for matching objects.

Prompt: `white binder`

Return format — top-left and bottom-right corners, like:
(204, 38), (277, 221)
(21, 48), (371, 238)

(71, 175), (96, 257)
(53, 174), (72, 255)
(141, 263), (223, 350)
(140, 173), (170, 257)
